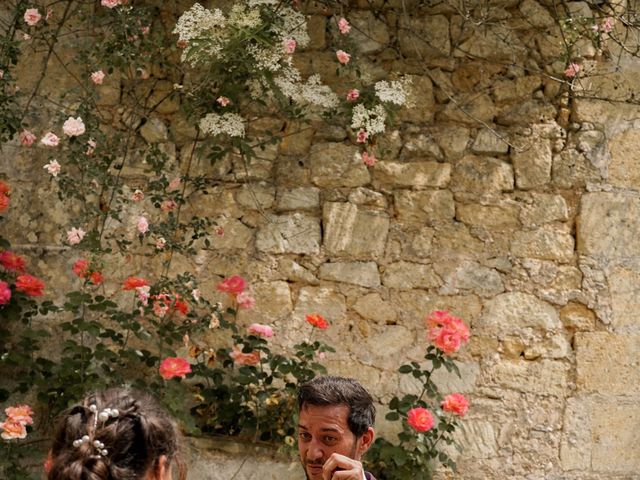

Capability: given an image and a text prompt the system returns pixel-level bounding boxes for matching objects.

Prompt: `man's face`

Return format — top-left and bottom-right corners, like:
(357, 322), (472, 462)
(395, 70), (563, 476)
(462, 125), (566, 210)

(298, 404), (368, 480)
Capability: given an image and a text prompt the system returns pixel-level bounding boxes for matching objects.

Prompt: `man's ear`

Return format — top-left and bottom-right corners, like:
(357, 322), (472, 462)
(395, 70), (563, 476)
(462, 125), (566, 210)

(357, 427), (375, 456)
(149, 455), (171, 480)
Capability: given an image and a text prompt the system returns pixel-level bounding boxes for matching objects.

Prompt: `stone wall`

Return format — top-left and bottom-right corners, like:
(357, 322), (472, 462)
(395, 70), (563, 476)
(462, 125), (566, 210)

(2, 0), (640, 478)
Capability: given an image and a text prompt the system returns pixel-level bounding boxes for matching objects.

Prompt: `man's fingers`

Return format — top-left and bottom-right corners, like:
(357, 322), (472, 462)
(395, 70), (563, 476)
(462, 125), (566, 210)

(330, 470), (363, 480)
(322, 453), (364, 480)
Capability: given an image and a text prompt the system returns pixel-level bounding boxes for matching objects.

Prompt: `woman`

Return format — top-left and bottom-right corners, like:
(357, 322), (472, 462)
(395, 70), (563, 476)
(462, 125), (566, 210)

(47, 387), (186, 480)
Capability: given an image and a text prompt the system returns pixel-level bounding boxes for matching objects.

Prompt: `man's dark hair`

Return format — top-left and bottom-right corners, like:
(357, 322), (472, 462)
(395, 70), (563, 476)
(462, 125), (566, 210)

(298, 375), (376, 437)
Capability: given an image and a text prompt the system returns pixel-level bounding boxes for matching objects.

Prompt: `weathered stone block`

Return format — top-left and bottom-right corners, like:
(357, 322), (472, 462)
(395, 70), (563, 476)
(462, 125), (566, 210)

(452, 156), (514, 193)
(578, 192), (640, 260)
(519, 193), (568, 226)
(510, 226), (575, 262)
(552, 148), (602, 188)
(397, 75), (435, 124)
(323, 203), (389, 258)
(373, 161), (450, 188)
(456, 203), (520, 229)
(353, 293), (397, 323)
(576, 332), (640, 395)
(439, 93), (496, 125)
(561, 396), (640, 473)
(454, 25), (525, 61)
(471, 129), (510, 155)
(394, 190), (455, 224)
(275, 187), (319, 211)
(608, 266), (640, 330)
(382, 261), (441, 289)
(511, 138), (553, 189)
(348, 10), (390, 53)
(398, 15), (450, 58)
(256, 214), (321, 254)
(434, 126), (471, 160)
(236, 183), (276, 210)
(436, 260), (505, 297)
(560, 302), (595, 332)
(278, 121), (314, 156)
(318, 261), (381, 288)
(237, 281), (292, 325)
(207, 218), (254, 251)
(477, 291), (561, 333)
(608, 127), (640, 190)
(289, 287), (346, 340)
(484, 359), (569, 395)
(309, 143), (371, 187)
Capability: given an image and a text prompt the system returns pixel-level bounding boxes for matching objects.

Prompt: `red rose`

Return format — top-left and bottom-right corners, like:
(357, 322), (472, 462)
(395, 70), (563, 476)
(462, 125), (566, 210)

(159, 357), (191, 380)
(441, 393), (469, 417)
(123, 276), (148, 290)
(306, 314), (328, 330)
(216, 275), (246, 295)
(407, 407), (434, 432)
(15, 274), (45, 297)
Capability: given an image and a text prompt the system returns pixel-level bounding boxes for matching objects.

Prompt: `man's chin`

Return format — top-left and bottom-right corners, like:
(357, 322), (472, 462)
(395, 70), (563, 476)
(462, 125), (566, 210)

(305, 464), (324, 480)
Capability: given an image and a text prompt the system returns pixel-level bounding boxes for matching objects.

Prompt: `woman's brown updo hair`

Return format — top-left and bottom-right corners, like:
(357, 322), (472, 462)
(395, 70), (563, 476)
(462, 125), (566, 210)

(47, 387), (186, 480)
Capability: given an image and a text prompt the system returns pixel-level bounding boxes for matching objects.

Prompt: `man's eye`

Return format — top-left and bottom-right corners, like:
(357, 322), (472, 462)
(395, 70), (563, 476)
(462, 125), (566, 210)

(323, 436), (337, 444)
(299, 432), (311, 441)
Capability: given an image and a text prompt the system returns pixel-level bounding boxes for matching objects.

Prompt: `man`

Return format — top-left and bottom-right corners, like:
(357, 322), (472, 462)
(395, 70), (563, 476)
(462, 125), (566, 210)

(297, 375), (376, 480)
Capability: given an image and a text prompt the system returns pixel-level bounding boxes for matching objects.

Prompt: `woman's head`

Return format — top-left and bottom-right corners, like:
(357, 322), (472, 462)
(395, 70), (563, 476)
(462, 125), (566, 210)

(47, 387), (186, 480)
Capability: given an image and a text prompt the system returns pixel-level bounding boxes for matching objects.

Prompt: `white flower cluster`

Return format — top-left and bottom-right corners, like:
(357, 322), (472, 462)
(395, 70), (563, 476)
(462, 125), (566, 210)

(229, 4), (261, 29)
(300, 75), (339, 109)
(275, 8), (310, 49)
(351, 104), (387, 135)
(247, 43), (284, 72)
(173, 3), (225, 43)
(199, 112), (245, 138)
(374, 79), (410, 105)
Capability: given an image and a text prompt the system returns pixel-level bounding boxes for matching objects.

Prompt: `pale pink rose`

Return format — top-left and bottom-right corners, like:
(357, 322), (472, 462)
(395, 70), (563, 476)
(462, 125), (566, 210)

(22, 33), (31, 41)
(90, 70), (105, 85)
(132, 189), (144, 202)
(5, 405), (34, 425)
(316, 351), (326, 360)
(136, 285), (150, 306)
(0, 280), (11, 305)
(101, 0), (121, 8)
(63, 116), (85, 137)
(215, 225), (224, 236)
(216, 96), (231, 107)
(346, 89), (359, 102)
(191, 289), (201, 301)
(362, 151), (376, 166)
(237, 291), (256, 310)
(43, 160), (61, 177)
(40, 132), (59, 147)
(336, 50), (351, 64)
(161, 199), (177, 212)
(19, 130), (37, 146)
(564, 63), (580, 78)
(356, 128), (368, 144)
(338, 17), (351, 34)
(168, 177), (181, 191)
(229, 347), (260, 366)
(599, 18), (613, 33)
(248, 323), (274, 338)
(441, 393), (469, 417)
(283, 38), (296, 54)
(86, 138), (96, 156)
(137, 216), (149, 234)
(0, 418), (27, 440)
(46, 8), (53, 20)
(156, 237), (166, 249)
(66, 227), (86, 245)
(426, 310), (470, 355)
(141, 25), (150, 35)
(24, 8), (42, 26)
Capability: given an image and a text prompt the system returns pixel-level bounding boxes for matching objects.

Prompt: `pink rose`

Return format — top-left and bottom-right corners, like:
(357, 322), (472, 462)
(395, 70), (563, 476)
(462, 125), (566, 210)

(24, 8), (41, 26)
(168, 177), (181, 191)
(156, 237), (166, 249)
(5, 405), (34, 425)
(137, 216), (149, 234)
(248, 323), (274, 338)
(132, 189), (144, 202)
(63, 116), (85, 137)
(215, 225), (224, 236)
(346, 89), (359, 102)
(237, 291), (255, 309)
(362, 151), (376, 166)
(0, 418), (27, 440)
(407, 407), (434, 432)
(19, 130), (37, 146)
(283, 38), (296, 54)
(0, 251), (26, 272)
(160, 199), (177, 212)
(0, 280), (11, 305)
(356, 128), (368, 144)
(86, 138), (96, 156)
(15, 274), (45, 297)
(217, 275), (246, 295)
(90, 70), (105, 85)
(336, 50), (351, 64)
(229, 347), (260, 366)
(599, 17), (613, 33)
(216, 96), (231, 107)
(426, 310), (470, 355)
(40, 132), (59, 147)
(66, 227), (86, 245)
(43, 160), (61, 177)
(441, 393), (469, 417)
(338, 17), (351, 34)
(101, 0), (122, 8)
(564, 63), (580, 78)
(159, 357), (191, 380)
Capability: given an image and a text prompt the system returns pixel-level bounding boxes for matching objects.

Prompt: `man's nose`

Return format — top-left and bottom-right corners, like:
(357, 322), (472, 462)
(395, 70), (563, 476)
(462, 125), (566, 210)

(307, 439), (324, 461)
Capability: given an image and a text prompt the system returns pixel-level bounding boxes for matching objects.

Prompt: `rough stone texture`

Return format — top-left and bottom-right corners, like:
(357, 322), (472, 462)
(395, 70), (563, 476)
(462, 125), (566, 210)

(323, 203), (389, 258)
(576, 332), (640, 395)
(382, 261), (441, 289)
(398, 15), (450, 58)
(477, 292), (562, 333)
(309, 142), (371, 188)
(255, 214), (321, 254)
(318, 261), (381, 288)
(484, 359), (569, 395)
(471, 129), (510, 154)
(511, 225), (575, 263)
(394, 190), (455, 224)
(436, 260), (505, 297)
(511, 136), (553, 189)
(608, 126), (640, 190)
(372, 161), (451, 188)
(452, 155), (514, 193)
(456, 203), (520, 229)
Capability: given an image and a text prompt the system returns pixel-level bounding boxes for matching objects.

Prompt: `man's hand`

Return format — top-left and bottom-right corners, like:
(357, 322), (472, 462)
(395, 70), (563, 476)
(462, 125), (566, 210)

(322, 453), (366, 480)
